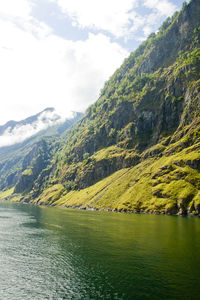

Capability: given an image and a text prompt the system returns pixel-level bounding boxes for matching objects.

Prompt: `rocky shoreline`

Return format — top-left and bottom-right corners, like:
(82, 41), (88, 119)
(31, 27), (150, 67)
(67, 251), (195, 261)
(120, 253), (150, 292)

(2, 192), (200, 217)
(37, 201), (200, 217)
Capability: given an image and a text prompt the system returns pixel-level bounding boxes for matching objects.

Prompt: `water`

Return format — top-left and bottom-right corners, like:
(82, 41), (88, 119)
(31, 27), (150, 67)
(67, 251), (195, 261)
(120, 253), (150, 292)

(0, 201), (200, 300)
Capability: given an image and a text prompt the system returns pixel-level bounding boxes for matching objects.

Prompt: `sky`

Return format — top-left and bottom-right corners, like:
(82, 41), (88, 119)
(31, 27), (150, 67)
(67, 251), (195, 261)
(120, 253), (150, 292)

(0, 0), (188, 125)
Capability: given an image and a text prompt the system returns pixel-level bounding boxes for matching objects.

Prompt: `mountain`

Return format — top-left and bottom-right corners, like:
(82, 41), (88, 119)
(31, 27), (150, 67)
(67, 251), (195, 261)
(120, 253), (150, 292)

(0, 108), (82, 191)
(0, 107), (82, 148)
(1, 0), (200, 215)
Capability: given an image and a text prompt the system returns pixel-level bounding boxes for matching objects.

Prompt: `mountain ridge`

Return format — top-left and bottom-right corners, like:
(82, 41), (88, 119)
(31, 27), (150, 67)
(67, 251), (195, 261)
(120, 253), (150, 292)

(0, 107), (81, 148)
(0, 109), (83, 191)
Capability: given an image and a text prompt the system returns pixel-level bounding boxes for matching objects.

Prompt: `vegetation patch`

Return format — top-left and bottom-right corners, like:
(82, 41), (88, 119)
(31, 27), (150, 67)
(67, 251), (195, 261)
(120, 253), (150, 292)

(33, 184), (65, 206)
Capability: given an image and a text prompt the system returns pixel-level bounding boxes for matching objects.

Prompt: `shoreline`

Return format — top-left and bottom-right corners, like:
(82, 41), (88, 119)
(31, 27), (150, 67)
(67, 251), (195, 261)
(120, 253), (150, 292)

(1, 194), (200, 217)
(36, 202), (200, 217)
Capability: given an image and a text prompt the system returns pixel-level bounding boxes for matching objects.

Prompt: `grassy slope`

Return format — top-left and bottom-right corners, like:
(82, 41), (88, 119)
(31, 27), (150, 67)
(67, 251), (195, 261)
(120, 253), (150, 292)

(0, 187), (22, 202)
(0, 188), (14, 199)
(31, 121), (200, 215)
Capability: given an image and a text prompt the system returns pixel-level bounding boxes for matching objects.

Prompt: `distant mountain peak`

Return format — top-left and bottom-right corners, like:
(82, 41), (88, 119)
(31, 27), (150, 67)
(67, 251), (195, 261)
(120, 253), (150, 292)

(43, 107), (54, 112)
(0, 108), (82, 148)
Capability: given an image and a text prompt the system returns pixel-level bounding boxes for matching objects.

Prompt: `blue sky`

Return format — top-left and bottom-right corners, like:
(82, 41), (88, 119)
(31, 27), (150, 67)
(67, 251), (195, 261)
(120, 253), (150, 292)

(0, 0), (188, 124)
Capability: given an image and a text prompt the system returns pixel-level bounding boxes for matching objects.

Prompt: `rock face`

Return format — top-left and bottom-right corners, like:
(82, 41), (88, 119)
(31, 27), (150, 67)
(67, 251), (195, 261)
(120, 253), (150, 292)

(50, 0), (200, 191)
(136, 0), (200, 74)
(14, 140), (52, 194)
(1, 0), (200, 215)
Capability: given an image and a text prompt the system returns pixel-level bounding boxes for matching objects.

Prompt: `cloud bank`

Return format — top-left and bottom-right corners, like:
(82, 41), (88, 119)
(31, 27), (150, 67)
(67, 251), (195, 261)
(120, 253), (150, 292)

(0, 109), (74, 147)
(53, 0), (178, 38)
(0, 0), (128, 125)
(55, 0), (139, 38)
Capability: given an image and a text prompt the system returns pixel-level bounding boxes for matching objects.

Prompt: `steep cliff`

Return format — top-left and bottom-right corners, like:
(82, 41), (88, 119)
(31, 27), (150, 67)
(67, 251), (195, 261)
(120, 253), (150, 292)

(51, 0), (200, 190)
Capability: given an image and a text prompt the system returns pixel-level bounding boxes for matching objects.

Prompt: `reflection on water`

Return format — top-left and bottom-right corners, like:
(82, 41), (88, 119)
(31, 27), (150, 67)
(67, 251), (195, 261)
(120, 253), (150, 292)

(0, 200), (200, 299)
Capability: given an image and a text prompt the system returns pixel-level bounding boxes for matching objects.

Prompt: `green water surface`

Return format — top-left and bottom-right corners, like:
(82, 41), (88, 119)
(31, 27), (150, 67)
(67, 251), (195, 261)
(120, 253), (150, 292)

(0, 200), (200, 299)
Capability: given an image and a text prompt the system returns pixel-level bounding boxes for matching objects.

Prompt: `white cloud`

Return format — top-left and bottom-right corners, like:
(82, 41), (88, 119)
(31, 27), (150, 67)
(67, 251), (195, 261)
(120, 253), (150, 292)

(144, 0), (177, 17)
(61, 33), (128, 111)
(52, 0), (178, 39)
(0, 0), (32, 19)
(53, 0), (139, 38)
(0, 16), (128, 125)
(143, 25), (153, 37)
(137, 0), (178, 39)
(0, 109), (75, 147)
